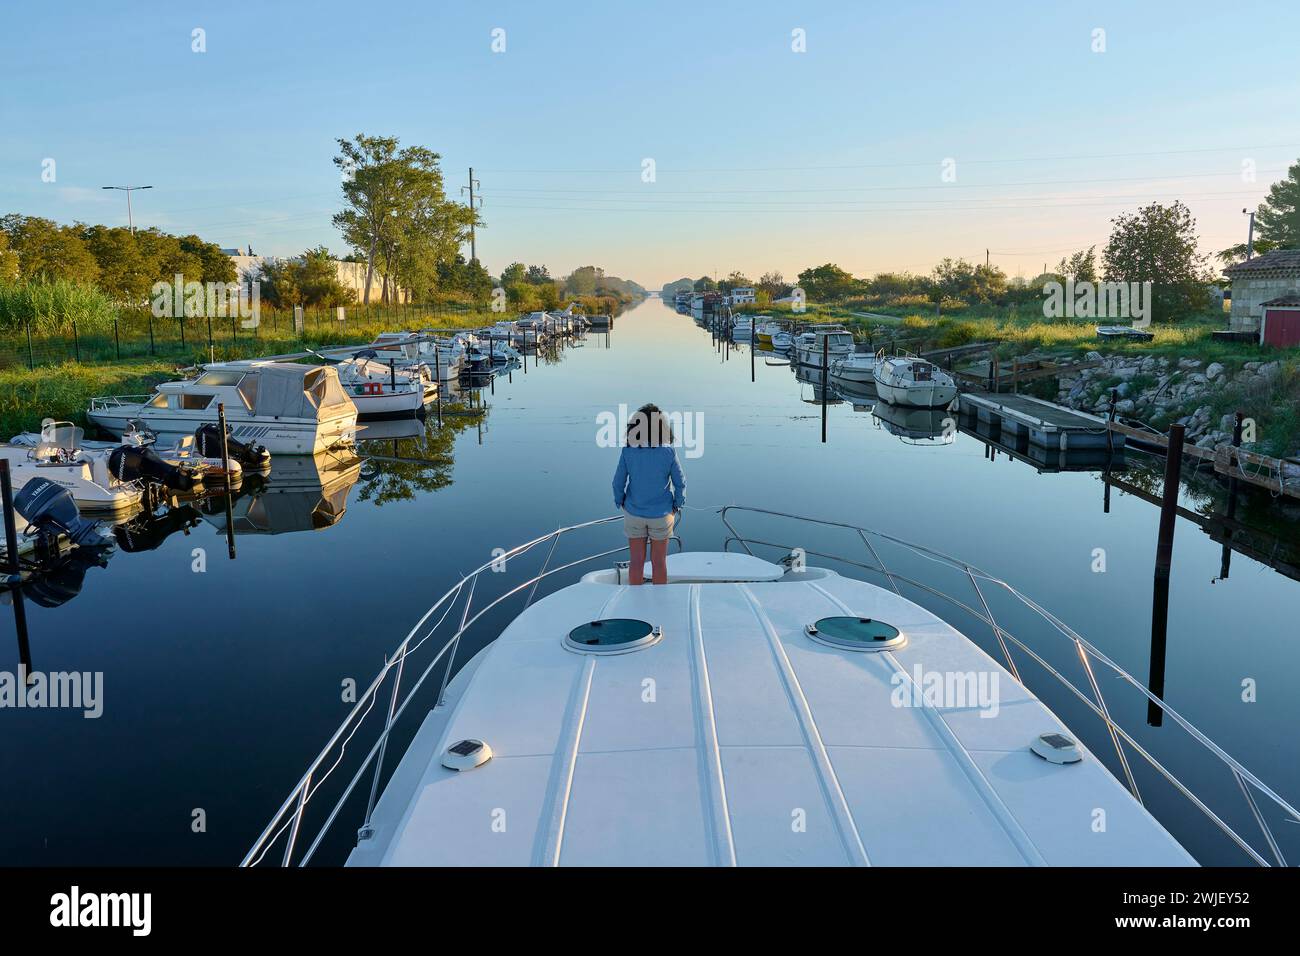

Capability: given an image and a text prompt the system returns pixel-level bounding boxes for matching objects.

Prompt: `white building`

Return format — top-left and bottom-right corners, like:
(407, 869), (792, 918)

(729, 286), (756, 305)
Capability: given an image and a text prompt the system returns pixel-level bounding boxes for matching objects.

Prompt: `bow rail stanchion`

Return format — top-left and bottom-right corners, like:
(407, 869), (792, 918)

(243, 506), (1300, 868)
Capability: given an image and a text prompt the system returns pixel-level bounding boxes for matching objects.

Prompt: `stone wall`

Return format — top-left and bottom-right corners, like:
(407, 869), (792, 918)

(1230, 274), (1300, 332)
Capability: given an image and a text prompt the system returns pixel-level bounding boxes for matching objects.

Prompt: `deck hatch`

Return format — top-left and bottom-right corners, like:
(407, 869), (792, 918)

(805, 616), (905, 652)
(566, 618), (661, 654)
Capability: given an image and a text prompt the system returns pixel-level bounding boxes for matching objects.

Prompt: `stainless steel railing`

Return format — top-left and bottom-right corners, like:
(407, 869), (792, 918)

(241, 515), (681, 867)
(718, 505), (1300, 867)
(243, 506), (1300, 867)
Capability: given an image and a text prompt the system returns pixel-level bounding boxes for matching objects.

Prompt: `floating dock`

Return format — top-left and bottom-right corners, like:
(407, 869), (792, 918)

(958, 392), (1120, 452)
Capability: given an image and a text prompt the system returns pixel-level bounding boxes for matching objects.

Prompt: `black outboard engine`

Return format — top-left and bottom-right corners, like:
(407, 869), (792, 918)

(114, 504), (202, 553)
(13, 477), (110, 547)
(109, 443), (198, 491)
(194, 423), (271, 470)
(23, 548), (111, 608)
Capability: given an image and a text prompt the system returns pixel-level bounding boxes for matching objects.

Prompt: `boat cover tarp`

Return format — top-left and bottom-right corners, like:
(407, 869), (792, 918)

(250, 364), (351, 420)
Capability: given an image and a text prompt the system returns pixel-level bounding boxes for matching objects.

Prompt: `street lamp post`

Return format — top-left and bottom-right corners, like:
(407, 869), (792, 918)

(1243, 207), (1256, 261)
(102, 185), (153, 235)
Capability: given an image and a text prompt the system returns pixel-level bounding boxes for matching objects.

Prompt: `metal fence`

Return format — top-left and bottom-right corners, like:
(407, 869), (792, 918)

(0, 301), (484, 370)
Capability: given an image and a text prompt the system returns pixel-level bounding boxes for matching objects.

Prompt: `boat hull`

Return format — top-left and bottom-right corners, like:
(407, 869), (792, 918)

(873, 380), (958, 408)
(87, 407), (355, 456)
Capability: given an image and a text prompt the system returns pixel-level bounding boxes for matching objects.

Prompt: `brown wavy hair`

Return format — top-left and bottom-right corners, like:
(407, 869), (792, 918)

(626, 403), (674, 447)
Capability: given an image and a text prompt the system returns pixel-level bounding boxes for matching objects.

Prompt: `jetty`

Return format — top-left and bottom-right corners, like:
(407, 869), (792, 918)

(958, 392), (1120, 452)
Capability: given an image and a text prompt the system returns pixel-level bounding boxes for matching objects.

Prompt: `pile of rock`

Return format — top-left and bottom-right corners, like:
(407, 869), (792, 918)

(1055, 353), (1288, 451)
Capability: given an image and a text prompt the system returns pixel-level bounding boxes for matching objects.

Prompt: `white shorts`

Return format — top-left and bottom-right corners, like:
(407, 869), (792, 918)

(624, 509), (675, 541)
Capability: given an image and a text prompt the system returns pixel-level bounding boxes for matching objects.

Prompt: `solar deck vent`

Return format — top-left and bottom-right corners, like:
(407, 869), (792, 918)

(1030, 732), (1082, 764)
(805, 616), (905, 652)
(565, 618), (661, 655)
(442, 738), (493, 771)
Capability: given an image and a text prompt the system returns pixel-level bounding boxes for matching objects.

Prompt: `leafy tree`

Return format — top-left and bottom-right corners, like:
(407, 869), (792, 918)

(0, 231), (16, 281)
(796, 263), (857, 302)
(693, 275), (717, 292)
(718, 270), (752, 293)
(1055, 246), (1098, 283)
(1255, 159), (1300, 249)
(499, 262), (527, 286)
(0, 215), (100, 284)
(565, 265), (602, 296)
(1216, 239), (1279, 268)
(80, 225), (151, 301)
(180, 234), (236, 284)
(256, 247), (355, 308)
(756, 271), (788, 299)
(525, 264), (552, 284)
(1102, 201), (1214, 322)
(333, 134), (475, 304)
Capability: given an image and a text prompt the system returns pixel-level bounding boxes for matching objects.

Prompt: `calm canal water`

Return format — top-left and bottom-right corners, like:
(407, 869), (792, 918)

(4, 295), (1299, 866)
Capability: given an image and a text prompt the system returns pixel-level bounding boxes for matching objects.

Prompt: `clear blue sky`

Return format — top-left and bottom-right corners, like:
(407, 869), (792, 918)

(3, 0), (1298, 287)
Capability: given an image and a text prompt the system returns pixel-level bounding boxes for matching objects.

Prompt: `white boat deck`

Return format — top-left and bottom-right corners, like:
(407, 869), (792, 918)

(348, 553), (1194, 867)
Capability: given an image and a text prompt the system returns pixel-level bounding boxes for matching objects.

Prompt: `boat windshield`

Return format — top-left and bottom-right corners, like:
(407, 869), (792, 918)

(195, 370), (246, 387)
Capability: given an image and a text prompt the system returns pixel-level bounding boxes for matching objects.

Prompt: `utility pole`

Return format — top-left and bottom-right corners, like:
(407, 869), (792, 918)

(462, 168), (482, 262)
(985, 249), (990, 270)
(101, 184), (153, 234)
(1243, 208), (1256, 260)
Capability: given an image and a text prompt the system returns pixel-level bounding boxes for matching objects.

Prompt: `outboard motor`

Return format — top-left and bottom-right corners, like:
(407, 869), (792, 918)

(13, 477), (111, 547)
(23, 548), (111, 608)
(109, 443), (198, 491)
(114, 504), (202, 553)
(193, 423), (271, 470)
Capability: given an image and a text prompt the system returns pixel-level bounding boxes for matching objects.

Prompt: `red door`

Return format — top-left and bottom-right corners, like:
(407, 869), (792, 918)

(1263, 308), (1300, 347)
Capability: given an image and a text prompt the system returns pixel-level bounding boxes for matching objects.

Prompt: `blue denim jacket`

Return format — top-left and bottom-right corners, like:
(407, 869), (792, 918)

(613, 445), (686, 518)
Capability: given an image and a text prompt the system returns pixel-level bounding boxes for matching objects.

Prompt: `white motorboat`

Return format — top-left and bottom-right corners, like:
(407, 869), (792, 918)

(11, 420), (246, 485)
(794, 326), (855, 366)
(0, 420), (203, 514)
(770, 330), (794, 350)
(245, 508), (1298, 868)
(829, 350), (877, 384)
(334, 354), (428, 418)
(873, 353), (959, 408)
(731, 315), (753, 338)
(366, 332), (462, 383)
(88, 361), (357, 456)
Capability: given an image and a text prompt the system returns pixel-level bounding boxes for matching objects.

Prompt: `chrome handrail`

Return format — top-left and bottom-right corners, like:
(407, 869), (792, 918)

(717, 505), (1300, 867)
(243, 506), (1300, 868)
(242, 515), (681, 867)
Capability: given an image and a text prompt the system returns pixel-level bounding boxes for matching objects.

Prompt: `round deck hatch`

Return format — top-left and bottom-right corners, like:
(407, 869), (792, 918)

(565, 618), (661, 654)
(805, 616), (905, 651)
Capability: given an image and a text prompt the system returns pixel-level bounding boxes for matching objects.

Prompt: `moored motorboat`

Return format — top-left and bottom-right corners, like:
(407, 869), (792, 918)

(334, 353), (428, 418)
(88, 361), (357, 455)
(829, 349), (876, 384)
(873, 353), (959, 408)
(794, 326), (855, 366)
(1, 420), (199, 514)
